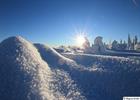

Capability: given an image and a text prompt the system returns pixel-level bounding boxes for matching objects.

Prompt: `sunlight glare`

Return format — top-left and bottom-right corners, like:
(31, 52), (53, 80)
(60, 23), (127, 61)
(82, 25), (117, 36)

(76, 35), (86, 47)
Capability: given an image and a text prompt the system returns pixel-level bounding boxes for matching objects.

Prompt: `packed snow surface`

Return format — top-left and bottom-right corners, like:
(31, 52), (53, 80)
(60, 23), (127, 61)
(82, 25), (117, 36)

(0, 36), (140, 100)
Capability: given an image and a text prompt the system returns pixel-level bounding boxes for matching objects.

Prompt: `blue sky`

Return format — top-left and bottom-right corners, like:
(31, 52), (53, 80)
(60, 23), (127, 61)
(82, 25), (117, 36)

(0, 0), (140, 46)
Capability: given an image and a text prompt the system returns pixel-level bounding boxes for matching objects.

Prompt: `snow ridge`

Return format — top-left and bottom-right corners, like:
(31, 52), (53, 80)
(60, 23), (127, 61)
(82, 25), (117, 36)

(0, 36), (54, 100)
(34, 44), (77, 68)
(0, 36), (85, 100)
(1, 36), (140, 100)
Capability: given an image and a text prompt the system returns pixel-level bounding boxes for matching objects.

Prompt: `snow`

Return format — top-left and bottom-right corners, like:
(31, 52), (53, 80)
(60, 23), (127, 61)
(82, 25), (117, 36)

(50, 69), (85, 100)
(62, 53), (140, 100)
(34, 43), (83, 72)
(0, 36), (55, 100)
(0, 36), (84, 100)
(0, 36), (140, 100)
(105, 49), (140, 56)
(34, 44), (75, 67)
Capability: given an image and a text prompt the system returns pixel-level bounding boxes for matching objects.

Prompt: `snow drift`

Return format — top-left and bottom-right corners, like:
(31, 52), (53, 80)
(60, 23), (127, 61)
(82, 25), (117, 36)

(0, 36), (140, 100)
(34, 44), (140, 100)
(34, 43), (81, 71)
(62, 53), (140, 100)
(0, 36), (84, 100)
(0, 36), (54, 100)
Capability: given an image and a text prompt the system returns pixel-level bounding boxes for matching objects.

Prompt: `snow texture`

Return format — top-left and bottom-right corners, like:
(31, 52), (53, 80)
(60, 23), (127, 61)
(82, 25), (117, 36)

(0, 36), (55, 100)
(62, 53), (140, 100)
(0, 36), (140, 100)
(0, 36), (84, 100)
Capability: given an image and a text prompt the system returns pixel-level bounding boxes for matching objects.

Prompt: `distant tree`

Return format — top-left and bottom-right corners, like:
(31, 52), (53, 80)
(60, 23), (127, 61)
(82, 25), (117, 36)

(123, 40), (127, 50)
(118, 42), (127, 50)
(120, 39), (123, 44)
(91, 44), (94, 47)
(112, 40), (119, 50)
(83, 37), (90, 49)
(123, 40), (126, 44)
(134, 35), (138, 45)
(106, 40), (112, 49)
(132, 39), (135, 50)
(128, 34), (132, 50)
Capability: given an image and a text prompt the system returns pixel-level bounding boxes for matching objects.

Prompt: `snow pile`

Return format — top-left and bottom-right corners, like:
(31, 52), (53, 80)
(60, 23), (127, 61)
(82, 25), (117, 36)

(34, 44), (77, 69)
(34, 43), (140, 100)
(0, 36), (55, 100)
(62, 53), (140, 100)
(34, 44), (87, 99)
(1, 36), (140, 100)
(0, 36), (85, 100)
(50, 69), (85, 100)
(63, 53), (132, 67)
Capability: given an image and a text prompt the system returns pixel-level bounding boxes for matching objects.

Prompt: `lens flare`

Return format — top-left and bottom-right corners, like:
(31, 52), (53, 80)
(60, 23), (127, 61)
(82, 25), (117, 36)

(75, 35), (86, 47)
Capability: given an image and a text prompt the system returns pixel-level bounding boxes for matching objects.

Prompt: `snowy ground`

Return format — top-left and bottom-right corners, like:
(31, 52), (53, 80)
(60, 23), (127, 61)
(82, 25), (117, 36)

(105, 49), (140, 57)
(0, 36), (140, 100)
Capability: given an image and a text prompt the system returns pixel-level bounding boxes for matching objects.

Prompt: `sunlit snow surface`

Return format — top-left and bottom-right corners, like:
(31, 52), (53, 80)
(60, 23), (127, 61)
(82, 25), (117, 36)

(0, 36), (140, 100)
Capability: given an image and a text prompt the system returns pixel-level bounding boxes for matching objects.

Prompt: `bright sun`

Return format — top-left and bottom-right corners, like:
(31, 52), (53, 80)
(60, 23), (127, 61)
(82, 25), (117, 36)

(76, 35), (86, 47)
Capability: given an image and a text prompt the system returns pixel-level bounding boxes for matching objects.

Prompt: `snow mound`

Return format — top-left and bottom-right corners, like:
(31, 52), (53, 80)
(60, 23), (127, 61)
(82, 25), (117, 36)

(50, 69), (86, 100)
(34, 44), (77, 68)
(34, 44), (140, 100)
(63, 53), (134, 68)
(1, 36), (140, 100)
(0, 36), (54, 100)
(34, 44), (86, 99)
(0, 36), (85, 100)
(62, 53), (140, 100)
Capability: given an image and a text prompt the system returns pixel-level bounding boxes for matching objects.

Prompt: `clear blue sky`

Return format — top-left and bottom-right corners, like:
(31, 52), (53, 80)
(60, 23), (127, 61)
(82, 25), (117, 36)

(0, 0), (140, 46)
